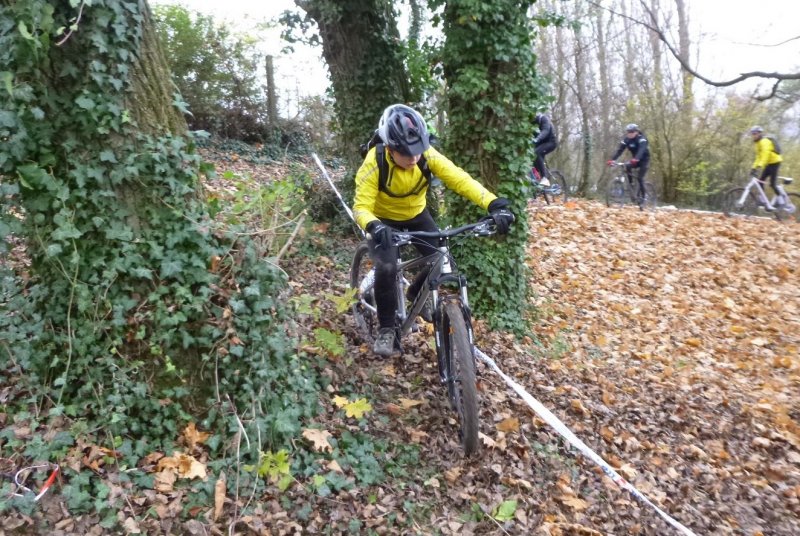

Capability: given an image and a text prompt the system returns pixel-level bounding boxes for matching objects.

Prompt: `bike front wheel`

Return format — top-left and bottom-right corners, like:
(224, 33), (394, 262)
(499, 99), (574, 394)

(605, 177), (627, 208)
(439, 301), (479, 456)
(350, 242), (379, 343)
(722, 187), (759, 217)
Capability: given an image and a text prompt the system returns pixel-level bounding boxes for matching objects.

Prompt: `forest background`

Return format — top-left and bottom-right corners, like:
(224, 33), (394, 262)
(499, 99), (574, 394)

(2, 0), (799, 533)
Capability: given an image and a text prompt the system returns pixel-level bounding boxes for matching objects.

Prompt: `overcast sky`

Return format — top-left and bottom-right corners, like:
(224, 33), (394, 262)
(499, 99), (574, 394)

(149, 0), (800, 103)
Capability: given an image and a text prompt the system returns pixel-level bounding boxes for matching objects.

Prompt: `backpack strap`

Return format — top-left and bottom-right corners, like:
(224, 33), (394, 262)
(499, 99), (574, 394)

(374, 142), (432, 198)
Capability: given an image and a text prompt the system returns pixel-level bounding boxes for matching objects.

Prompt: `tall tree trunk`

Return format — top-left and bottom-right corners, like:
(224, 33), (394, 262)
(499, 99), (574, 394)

(440, 0), (541, 330)
(675, 0), (693, 114)
(572, 4), (592, 196)
(622, 0), (637, 92)
(295, 0), (411, 172)
(266, 55), (279, 127)
(0, 0), (221, 417)
(645, 0), (671, 200)
(594, 5), (614, 192)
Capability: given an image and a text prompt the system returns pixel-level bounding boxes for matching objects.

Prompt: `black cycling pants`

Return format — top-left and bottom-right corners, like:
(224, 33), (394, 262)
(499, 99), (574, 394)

(369, 209), (438, 328)
(533, 140), (557, 179)
(760, 163), (781, 194)
(625, 159), (649, 198)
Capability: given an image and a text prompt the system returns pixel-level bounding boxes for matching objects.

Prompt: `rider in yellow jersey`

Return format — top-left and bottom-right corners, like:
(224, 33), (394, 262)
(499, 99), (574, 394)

(749, 125), (785, 209)
(353, 104), (514, 357)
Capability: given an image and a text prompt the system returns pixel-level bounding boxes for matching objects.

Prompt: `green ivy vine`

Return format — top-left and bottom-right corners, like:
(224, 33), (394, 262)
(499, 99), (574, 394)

(432, 0), (552, 332)
(0, 0), (319, 507)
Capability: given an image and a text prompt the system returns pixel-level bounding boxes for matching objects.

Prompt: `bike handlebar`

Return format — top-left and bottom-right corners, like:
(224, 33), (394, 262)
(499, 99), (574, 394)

(389, 219), (497, 246)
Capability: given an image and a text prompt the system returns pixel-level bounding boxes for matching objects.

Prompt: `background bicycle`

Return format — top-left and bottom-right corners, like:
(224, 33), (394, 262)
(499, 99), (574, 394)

(350, 218), (502, 456)
(528, 162), (568, 205)
(605, 162), (657, 210)
(722, 175), (799, 222)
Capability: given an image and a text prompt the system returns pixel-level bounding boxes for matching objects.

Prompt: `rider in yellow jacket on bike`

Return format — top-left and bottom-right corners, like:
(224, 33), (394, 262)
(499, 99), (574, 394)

(352, 104), (514, 357)
(749, 125), (785, 208)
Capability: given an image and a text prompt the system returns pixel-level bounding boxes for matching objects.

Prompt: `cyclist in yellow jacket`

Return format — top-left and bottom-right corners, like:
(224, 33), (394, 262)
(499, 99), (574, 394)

(749, 125), (786, 209)
(353, 104), (514, 357)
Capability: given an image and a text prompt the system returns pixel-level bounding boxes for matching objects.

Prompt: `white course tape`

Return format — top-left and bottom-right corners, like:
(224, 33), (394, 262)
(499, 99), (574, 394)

(311, 153), (364, 237)
(475, 348), (699, 536)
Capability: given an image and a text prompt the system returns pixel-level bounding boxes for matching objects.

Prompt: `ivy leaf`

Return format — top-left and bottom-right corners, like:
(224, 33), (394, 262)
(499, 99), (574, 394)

(492, 499), (517, 521)
(159, 260), (183, 279)
(0, 71), (12, 96)
(18, 21), (34, 41)
(75, 96), (96, 110)
(99, 150), (116, 163)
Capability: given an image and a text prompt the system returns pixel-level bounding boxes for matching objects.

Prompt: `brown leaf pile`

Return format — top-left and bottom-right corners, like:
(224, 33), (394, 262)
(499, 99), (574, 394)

(291, 200), (799, 534)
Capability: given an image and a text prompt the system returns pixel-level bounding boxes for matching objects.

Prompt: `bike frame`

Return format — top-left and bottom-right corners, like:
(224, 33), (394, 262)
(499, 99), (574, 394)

(611, 162), (637, 191)
(355, 222), (490, 379)
(738, 176), (779, 210)
(356, 240), (467, 337)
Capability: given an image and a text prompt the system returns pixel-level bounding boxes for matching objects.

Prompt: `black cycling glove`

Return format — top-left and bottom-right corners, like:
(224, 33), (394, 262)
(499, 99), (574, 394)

(366, 220), (393, 249)
(487, 197), (515, 235)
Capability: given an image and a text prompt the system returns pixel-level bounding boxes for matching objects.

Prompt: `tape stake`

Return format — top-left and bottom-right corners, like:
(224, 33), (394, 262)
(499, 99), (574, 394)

(475, 349), (698, 536)
(311, 153), (364, 237)
(12, 463), (60, 502)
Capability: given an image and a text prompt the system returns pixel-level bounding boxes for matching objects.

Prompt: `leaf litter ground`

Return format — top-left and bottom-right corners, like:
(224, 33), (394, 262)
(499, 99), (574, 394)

(289, 199), (799, 535)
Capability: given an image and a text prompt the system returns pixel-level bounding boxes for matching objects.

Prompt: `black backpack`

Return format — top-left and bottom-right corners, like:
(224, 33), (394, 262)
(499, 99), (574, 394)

(359, 130), (433, 198)
(766, 136), (782, 155)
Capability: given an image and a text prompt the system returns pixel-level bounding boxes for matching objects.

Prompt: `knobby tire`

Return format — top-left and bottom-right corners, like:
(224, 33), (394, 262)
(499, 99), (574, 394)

(544, 171), (568, 205)
(350, 242), (379, 343)
(606, 177), (627, 208)
(723, 187), (759, 218)
(440, 301), (479, 456)
(777, 192), (800, 223)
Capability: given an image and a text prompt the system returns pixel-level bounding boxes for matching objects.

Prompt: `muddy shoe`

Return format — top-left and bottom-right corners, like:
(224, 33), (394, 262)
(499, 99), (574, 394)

(373, 328), (397, 357)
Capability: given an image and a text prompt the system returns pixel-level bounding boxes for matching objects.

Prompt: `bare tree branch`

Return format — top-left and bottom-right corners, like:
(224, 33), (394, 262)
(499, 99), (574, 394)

(586, 0), (800, 99)
(734, 35), (800, 48)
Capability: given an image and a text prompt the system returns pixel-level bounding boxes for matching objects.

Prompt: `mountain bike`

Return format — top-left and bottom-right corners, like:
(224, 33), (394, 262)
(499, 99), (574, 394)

(722, 175), (799, 222)
(605, 162), (657, 210)
(350, 218), (503, 456)
(528, 162), (568, 205)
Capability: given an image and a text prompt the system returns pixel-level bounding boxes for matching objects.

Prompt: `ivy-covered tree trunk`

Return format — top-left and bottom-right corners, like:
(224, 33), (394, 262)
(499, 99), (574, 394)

(435, 0), (547, 331)
(294, 0), (411, 171)
(0, 0), (313, 452)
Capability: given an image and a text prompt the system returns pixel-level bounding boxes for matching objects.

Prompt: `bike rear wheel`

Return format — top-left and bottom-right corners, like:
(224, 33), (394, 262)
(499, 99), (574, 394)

(777, 192), (800, 223)
(723, 187), (759, 217)
(439, 301), (479, 456)
(350, 242), (379, 343)
(544, 170), (568, 205)
(639, 182), (658, 211)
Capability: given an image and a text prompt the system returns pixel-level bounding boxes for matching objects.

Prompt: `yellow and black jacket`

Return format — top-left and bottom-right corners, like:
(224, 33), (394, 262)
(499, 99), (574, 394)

(353, 146), (496, 229)
(752, 137), (783, 169)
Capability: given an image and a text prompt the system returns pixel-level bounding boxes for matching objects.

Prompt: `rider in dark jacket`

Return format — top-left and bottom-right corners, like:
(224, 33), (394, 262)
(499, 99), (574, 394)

(532, 113), (558, 185)
(607, 123), (651, 203)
